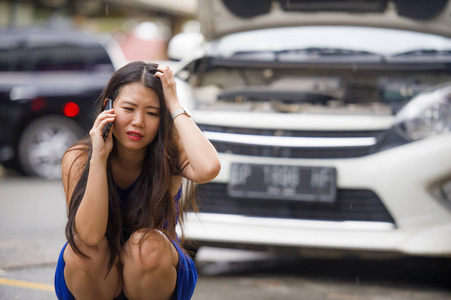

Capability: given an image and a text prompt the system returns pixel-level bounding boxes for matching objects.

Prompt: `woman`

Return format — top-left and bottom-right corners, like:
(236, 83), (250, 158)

(54, 61), (221, 300)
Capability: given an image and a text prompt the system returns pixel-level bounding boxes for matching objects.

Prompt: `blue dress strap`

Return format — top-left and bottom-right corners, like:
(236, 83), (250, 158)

(174, 186), (182, 201)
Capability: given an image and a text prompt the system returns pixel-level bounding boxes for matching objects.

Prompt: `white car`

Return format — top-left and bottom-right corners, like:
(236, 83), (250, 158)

(176, 0), (451, 258)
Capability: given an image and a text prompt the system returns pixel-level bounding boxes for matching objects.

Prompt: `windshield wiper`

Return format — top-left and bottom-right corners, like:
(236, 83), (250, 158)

(218, 88), (334, 104)
(277, 47), (380, 57)
(227, 47), (382, 62)
(392, 49), (451, 57)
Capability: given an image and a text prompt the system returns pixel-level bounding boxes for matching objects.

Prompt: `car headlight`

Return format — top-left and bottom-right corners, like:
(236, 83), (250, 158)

(395, 84), (451, 141)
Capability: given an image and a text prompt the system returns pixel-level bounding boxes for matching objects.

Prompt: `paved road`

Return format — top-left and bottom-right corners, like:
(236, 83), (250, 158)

(0, 175), (450, 299)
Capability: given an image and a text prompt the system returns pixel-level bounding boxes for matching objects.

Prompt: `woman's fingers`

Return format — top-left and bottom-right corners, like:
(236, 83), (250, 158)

(155, 66), (178, 106)
(154, 66), (181, 112)
(93, 109), (114, 126)
(99, 115), (115, 126)
(90, 109), (115, 138)
(156, 65), (171, 73)
(90, 109), (115, 158)
(155, 66), (176, 84)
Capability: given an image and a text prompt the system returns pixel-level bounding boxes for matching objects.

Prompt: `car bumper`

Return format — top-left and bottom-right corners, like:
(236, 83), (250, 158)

(183, 133), (451, 256)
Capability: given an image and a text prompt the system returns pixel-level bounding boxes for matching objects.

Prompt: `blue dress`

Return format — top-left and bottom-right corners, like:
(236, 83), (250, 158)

(54, 184), (198, 300)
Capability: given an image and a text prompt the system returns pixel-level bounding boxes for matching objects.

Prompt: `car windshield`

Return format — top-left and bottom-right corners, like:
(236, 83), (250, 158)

(210, 26), (451, 60)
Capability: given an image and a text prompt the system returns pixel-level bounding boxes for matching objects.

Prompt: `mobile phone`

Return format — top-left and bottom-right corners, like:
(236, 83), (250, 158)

(102, 98), (113, 140)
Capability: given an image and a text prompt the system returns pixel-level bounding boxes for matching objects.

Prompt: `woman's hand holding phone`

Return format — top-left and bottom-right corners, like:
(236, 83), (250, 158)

(90, 99), (115, 162)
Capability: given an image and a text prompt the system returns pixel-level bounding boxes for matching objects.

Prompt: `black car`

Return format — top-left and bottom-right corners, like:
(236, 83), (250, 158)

(0, 27), (126, 179)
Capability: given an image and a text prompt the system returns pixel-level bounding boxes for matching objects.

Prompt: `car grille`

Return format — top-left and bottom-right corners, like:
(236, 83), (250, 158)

(198, 124), (384, 159)
(198, 183), (395, 224)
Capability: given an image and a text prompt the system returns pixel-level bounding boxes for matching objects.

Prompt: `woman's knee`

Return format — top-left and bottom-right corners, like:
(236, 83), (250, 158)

(64, 235), (112, 274)
(63, 236), (122, 299)
(123, 229), (177, 272)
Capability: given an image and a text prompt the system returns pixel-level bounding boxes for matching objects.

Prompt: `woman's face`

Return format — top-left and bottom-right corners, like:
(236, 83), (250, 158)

(112, 82), (161, 152)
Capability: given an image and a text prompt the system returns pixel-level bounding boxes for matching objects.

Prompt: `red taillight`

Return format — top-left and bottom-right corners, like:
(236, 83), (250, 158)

(64, 102), (80, 117)
(31, 97), (47, 111)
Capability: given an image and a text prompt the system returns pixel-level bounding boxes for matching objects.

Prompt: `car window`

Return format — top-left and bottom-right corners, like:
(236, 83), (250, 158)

(84, 45), (114, 72)
(0, 43), (25, 72)
(30, 44), (86, 71)
(0, 47), (10, 71)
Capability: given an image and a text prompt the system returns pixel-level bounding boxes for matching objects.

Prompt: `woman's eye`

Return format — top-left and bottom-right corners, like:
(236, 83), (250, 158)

(123, 107), (133, 111)
(147, 112), (159, 116)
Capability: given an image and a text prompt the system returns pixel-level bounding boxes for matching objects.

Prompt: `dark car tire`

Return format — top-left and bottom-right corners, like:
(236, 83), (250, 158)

(18, 115), (85, 180)
(1, 158), (22, 172)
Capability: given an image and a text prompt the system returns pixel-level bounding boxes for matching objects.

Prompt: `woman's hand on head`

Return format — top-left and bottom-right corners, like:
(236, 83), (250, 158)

(154, 65), (179, 110)
(89, 108), (115, 161)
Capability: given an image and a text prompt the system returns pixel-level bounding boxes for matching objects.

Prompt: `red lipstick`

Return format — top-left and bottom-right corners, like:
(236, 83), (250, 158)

(127, 131), (143, 141)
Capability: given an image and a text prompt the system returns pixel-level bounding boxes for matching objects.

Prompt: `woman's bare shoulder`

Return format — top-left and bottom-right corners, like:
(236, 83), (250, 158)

(62, 144), (89, 172)
(62, 143), (89, 202)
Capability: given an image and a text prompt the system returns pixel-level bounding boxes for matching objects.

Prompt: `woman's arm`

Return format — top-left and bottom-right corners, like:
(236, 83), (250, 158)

(155, 66), (221, 184)
(73, 156), (109, 246)
(173, 116), (221, 183)
(63, 107), (116, 246)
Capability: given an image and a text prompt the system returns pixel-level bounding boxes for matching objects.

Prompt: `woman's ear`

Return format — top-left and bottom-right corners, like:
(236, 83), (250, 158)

(103, 98), (110, 108)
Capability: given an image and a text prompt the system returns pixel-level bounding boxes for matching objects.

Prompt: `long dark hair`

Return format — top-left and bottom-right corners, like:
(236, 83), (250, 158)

(64, 61), (197, 274)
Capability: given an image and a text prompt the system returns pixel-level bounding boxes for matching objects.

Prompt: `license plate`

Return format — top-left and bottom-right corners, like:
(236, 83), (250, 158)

(228, 163), (337, 203)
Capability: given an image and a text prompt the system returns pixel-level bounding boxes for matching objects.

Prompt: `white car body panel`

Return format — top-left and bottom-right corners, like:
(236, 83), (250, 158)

(183, 132), (451, 256)
(199, 0), (451, 40)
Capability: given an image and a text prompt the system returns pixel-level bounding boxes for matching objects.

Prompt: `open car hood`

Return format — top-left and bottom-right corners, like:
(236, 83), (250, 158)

(198, 0), (451, 40)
